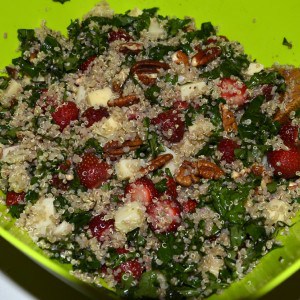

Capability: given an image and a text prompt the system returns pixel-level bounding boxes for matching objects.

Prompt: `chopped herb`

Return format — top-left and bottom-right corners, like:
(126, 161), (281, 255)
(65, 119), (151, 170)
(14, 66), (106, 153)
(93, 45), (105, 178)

(282, 37), (293, 49)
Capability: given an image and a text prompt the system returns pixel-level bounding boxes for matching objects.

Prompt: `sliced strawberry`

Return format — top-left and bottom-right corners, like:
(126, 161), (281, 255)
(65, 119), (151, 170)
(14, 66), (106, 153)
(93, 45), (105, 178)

(173, 100), (189, 111)
(124, 177), (158, 207)
(108, 29), (132, 43)
(163, 176), (178, 200)
(279, 122), (299, 147)
(115, 247), (129, 254)
(261, 84), (275, 101)
(113, 259), (144, 283)
(217, 138), (240, 163)
(182, 199), (198, 213)
(52, 101), (79, 131)
(76, 153), (111, 189)
(82, 107), (109, 127)
(147, 199), (182, 233)
(6, 191), (26, 206)
(205, 35), (228, 45)
(79, 55), (97, 72)
(89, 214), (114, 242)
(218, 78), (248, 107)
(267, 147), (300, 179)
(151, 110), (185, 143)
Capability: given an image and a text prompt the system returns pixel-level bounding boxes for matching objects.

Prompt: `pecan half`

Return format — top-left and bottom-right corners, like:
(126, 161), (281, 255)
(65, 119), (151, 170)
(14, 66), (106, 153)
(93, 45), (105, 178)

(219, 103), (238, 133)
(104, 136), (143, 156)
(108, 95), (140, 107)
(197, 159), (225, 179)
(112, 68), (130, 93)
(175, 160), (200, 187)
(119, 42), (143, 54)
(131, 60), (170, 85)
(191, 46), (221, 67)
(273, 68), (300, 123)
(140, 154), (173, 176)
(172, 50), (189, 66)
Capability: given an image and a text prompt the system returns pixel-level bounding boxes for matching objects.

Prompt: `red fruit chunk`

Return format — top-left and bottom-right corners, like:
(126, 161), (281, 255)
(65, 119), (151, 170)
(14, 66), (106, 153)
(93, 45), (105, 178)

(279, 122), (299, 147)
(205, 35), (229, 44)
(261, 84), (275, 101)
(82, 107), (109, 127)
(217, 138), (240, 163)
(116, 247), (129, 254)
(6, 191), (25, 206)
(147, 199), (182, 233)
(79, 55), (97, 72)
(173, 100), (189, 111)
(163, 176), (178, 200)
(182, 199), (197, 213)
(113, 259), (144, 283)
(218, 78), (248, 107)
(108, 29), (132, 43)
(52, 101), (79, 131)
(76, 153), (111, 189)
(267, 147), (300, 179)
(151, 110), (185, 143)
(124, 177), (158, 207)
(89, 214), (114, 242)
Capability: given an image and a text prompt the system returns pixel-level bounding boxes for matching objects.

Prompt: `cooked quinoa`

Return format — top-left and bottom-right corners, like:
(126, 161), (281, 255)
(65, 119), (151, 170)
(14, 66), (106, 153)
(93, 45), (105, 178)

(0, 2), (300, 299)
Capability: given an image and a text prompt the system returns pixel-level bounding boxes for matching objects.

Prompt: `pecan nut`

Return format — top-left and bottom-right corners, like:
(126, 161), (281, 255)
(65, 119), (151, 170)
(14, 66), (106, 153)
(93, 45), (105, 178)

(191, 46), (221, 67)
(140, 154), (173, 176)
(219, 103), (238, 133)
(104, 136), (143, 156)
(175, 160), (200, 187)
(108, 95), (140, 107)
(131, 60), (170, 85)
(172, 50), (189, 66)
(118, 42), (143, 54)
(197, 159), (225, 180)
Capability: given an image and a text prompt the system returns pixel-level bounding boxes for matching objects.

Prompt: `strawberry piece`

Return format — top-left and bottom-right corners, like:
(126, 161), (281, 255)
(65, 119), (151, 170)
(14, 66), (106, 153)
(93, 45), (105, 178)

(79, 55), (97, 72)
(108, 29), (132, 43)
(6, 191), (25, 206)
(173, 100), (189, 111)
(113, 259), (144, 283)
(116, 247), (129, 254)
(52, 101), (79, 131)
(76, 153), (111, 189)
(218, 78), (248, 107)
(205, 35), (228, 44)
(124, 177), (158, 207)
(217, 138), (240, 163)
(261, 84), (275, 101)
(89, 214), (114, 242)
(151, 110), (185, 143)
(279, 122), (299, 147)
(163, 176), (178, 200)
(267, 147), (300, 179)
(147, 199), (182, 233)
(82, 107), (109, 127)
(182, 199), (198, 213)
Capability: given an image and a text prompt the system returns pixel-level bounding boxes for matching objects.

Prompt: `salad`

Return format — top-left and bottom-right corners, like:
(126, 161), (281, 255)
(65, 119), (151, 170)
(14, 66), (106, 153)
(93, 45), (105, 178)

(0, 2), (300, 299)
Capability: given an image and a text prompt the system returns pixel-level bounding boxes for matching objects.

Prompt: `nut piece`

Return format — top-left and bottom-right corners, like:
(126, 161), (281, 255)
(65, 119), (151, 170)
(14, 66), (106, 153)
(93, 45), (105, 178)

(172, 50), (189, 66)
(104, 136), (143, 156)
(140, 153), (173, 175)
(119, 42), (143, 54)
(219, 104), (238, 133)
(197, 159), (225, 180)
(191, 47), (221, 67)
(273, 68), (300, 123)
(108, 95), (140, 107)
(131, 59), (170, 86)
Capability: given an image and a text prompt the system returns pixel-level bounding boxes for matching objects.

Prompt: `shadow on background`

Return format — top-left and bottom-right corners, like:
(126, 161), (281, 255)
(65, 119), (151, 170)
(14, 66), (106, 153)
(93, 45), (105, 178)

(0, 236), (299, 300)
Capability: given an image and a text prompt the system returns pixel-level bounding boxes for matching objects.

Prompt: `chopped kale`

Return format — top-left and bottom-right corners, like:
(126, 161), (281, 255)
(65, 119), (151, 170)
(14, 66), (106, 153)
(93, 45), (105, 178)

(184, 22), (216, 42)
(282, 37), (293, 49)
(165, 18), (192, 36)
(144, 85), (161, 105)
(0, 76), (10, 90)
(147, 44), (178, 60)
(53, 0), (70, 3)
(8, 204), (25, 218)
(0, 125), (20, 145)
(155, 178), (168, 193)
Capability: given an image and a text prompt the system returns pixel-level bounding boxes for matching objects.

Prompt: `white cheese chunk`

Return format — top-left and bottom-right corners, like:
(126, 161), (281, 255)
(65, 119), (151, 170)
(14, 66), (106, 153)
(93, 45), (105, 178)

(115, 201), (145, 233)
(0, 145), (19, 160)
(87, 87), (113, 107)
(95, 116), (121, 138)
(245, 62), (264, 76)
(265, 199), (290, 225)
(202, 254), (224, 278)
(76, 86), (86, 103)
(147, 18), (166, 39)
(128, 8), (143, 17)
(115, 158), (143, 180)
(1, 79), (23, 107)
(180, 81), (206, 100)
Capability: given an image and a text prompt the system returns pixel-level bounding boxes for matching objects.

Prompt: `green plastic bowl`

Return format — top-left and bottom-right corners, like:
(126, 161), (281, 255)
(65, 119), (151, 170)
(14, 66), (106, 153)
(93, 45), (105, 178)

(0, 1), (300, 299)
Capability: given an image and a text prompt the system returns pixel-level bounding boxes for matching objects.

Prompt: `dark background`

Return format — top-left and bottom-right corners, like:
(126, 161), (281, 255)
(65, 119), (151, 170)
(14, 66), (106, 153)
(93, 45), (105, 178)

(0, 236), (299, 300)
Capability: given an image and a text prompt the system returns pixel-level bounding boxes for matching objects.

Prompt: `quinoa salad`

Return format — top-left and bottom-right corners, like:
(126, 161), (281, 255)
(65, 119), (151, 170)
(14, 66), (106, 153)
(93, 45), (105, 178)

(0, 2), (300, 299)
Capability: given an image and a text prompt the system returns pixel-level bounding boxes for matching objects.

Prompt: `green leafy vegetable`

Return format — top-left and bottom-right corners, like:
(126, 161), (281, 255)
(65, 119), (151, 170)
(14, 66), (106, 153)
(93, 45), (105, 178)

(282, 37), (293, 49)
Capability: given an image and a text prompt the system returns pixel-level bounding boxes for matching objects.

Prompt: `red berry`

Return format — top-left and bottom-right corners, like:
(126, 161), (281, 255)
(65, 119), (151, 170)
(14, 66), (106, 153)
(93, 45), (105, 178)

(108, 29), (132, 43)
(76, 153), (111, 189)
(82, 107), (109, 127)
(151, 110), (185, 143)
(218, 78), (248, 107)
(205, 35), (228, 44)
(89, 214), (114, 242)
(116, 247), (129, 254)
(182, 199), (198, 213)
(147, 199), (182, 233)
(52, 101), (79, 131)
(267, 147), (300, 179)
(124, 177), (158, 207)
(173, 100), (189, 110)
(163, 176), (178, 200)
(79, 55), (97, 72)
(113, 259), (144, 282)
(217, 138), (240, 163)
(261, 84), (275, 101)
(6, 191), (25, 206)
(279, 122), (299, 147)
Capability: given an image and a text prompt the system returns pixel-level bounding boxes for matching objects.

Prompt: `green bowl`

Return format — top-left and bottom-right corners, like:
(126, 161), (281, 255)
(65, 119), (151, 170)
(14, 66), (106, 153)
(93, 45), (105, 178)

(0, 1), (300, 299)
